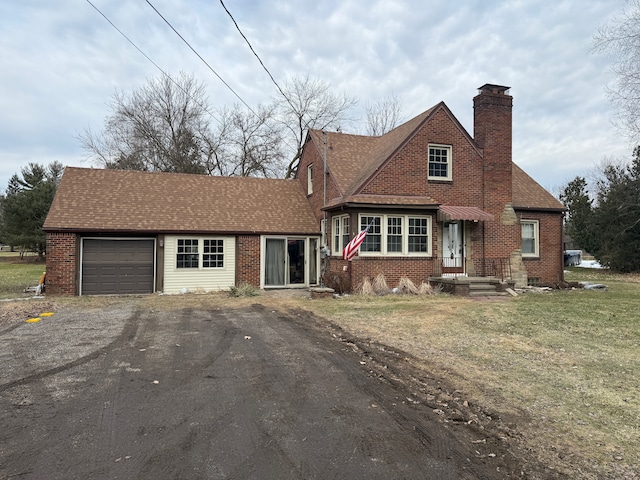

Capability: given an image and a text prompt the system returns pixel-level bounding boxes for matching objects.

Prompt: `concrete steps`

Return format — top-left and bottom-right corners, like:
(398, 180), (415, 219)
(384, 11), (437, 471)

(429, 276), (514, 296)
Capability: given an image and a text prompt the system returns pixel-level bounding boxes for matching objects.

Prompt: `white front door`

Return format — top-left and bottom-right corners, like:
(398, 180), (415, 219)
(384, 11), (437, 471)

(442, 221), (464, 274)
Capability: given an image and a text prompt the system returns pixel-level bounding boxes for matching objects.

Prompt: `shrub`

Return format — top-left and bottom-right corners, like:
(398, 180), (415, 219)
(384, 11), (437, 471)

(323, 272), (352, 294)
(229, 282), (259, 297)
(372, 273), (390, 295)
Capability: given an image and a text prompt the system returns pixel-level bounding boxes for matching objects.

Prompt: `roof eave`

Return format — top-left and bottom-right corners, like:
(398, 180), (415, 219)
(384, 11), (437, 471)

(322, 202), (440, 211)
(44, 228), (321, 236)
(513, 206), (566, 213)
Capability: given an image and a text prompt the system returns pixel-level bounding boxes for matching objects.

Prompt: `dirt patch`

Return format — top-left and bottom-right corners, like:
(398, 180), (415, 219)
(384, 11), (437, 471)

(285, 307), (567, 480)
(0, 299), (58, 330)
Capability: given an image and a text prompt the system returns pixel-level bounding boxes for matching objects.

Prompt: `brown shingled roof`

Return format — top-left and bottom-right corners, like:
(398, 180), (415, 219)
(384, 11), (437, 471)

(307, 130), (379, 196)
(308, 106), (438, 197)
(44, 167), (319, 235)
(512, 163), (564, 211)
(325, 194), (438, 209)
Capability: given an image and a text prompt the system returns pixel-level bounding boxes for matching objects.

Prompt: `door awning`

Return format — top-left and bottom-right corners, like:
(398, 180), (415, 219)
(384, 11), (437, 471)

(437, 205), (494, 222)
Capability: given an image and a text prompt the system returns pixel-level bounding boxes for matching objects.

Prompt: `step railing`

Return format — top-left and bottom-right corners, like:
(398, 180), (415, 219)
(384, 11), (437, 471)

(432, 257), (512, 281)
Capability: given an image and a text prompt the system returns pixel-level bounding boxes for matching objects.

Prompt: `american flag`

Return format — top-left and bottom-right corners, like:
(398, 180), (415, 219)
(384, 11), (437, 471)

(342, 221), (374, 261)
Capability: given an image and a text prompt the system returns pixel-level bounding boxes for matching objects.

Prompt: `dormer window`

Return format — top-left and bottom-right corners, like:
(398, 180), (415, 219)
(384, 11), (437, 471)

(428, 144), (452, 181)
(307, 165), (313, 195)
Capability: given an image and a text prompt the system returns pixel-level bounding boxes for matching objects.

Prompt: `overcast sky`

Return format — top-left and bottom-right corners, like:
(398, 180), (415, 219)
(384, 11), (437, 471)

(0, 0), (632, 193)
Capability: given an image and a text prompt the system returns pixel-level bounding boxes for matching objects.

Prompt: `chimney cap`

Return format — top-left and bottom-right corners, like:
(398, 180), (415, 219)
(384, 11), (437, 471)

(478, 84), (511, 95)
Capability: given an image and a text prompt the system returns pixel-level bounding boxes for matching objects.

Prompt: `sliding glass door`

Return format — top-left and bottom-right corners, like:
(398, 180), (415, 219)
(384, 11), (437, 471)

(263, 237), (319, 287)
(265, 238), (286, 286)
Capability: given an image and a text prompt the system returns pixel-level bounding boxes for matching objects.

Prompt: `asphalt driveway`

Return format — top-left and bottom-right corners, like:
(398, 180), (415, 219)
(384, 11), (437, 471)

(0, 300), (501, 479)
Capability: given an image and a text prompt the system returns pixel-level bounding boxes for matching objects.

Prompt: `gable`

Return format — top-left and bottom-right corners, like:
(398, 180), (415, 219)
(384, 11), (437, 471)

(44, 168), (319, 235)
(358, 106), (484, 204)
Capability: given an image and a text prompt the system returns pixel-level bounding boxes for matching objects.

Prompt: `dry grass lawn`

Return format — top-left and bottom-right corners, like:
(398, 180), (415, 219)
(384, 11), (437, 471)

(291, 271), (640, 479)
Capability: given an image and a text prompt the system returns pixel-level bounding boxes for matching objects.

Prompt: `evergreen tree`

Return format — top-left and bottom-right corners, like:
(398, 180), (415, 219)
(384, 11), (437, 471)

(560, 176), (594, 253)
(0, 162), (64, 257)
(590, 148), (640, 271)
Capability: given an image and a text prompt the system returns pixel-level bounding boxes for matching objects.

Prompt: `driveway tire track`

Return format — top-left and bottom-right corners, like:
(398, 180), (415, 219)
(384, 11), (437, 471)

(0, 310), (142, 393)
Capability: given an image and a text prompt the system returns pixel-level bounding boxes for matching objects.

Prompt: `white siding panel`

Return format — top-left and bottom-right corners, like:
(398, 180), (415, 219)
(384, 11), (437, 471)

(163, 236), (236, 294)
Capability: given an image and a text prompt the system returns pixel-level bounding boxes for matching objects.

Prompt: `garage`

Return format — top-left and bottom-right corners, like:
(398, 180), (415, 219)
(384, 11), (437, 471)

(81, 238), (155, 295)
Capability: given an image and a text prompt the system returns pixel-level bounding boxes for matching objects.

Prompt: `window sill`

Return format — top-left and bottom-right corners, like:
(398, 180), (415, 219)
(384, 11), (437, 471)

(356, 254), (433, 258)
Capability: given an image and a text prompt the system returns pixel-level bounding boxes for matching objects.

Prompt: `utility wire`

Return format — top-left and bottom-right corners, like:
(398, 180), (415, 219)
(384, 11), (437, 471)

(85, 0), (222, 126)
(144, 0), (258, 117)
(218, 0), (298, 114)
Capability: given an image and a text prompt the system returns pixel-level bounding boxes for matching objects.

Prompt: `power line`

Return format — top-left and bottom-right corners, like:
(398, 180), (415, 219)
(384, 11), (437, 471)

(86, 0), (297, 159)
(85, 0), (222, 126)
(144, 0), (258, 117)
(218, 0), (297, 113)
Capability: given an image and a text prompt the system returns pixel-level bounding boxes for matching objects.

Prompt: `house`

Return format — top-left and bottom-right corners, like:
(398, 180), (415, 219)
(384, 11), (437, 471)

(43, 84), (564, 296)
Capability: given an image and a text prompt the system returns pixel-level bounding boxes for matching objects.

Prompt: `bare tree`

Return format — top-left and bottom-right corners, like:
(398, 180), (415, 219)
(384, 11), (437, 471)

(275, 75), (357, 178)
(594, 1), (640, 139)
(365, 93), (404, 136)
(79, 72), (220, 175)
(218, 104), (285, 177)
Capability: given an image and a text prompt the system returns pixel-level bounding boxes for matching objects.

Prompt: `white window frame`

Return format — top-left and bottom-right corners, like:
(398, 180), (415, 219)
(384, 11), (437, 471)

(176, 237), (225, 269)
(521, 220), (539, 258)
(357, 214), (432, 257)
(307, 164), (313, 195)
(176, 238), (199, 269)
(428, 144), (452, 181)
(332, 214), (350, 257)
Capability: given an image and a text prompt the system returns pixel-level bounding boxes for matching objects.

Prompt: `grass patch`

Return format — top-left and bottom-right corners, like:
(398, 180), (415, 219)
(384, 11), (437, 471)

(297, 271), (640, 478)
(0, 261), (46, 299)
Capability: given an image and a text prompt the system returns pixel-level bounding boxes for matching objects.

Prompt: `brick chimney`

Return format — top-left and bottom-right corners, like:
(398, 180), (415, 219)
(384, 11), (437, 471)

(474, 84), (513, 209)
(474, 84), (522, 279)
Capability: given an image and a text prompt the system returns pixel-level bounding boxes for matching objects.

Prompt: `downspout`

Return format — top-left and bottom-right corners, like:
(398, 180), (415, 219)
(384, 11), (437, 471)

(322, 130), (327, 287)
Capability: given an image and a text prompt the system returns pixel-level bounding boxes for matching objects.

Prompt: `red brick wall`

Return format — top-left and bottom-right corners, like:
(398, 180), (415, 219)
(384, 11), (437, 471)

(236, 235), (261, 287)
(296, 138), (341, 228)
(45, 232), (77, 295)
(361, 108), (484, 206)
(517, 211), (565, 284)
(326, 255), (437, 290)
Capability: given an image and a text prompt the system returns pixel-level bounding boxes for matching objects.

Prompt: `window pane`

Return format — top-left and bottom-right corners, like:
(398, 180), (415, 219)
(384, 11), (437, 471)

(203, 239), (224, 268)
(522, 238), (535, 254)
(361, 216), (381, 252)
(177, 239), (199, 268)
(408, 218), (428, 253)
(522, 223), (534, 238)
(333, 217), (341, 254)
(429, 147), (449, 178)
(342, 217), (350, 250)
(521, 222), (537, 255)
(387, 217), (402, 252)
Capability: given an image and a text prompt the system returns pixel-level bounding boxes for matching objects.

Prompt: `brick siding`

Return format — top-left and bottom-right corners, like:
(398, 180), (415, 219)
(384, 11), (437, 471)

(45, 232), (77, 295)
(236, 235), (261, 287)
(517, 211), (564, 284)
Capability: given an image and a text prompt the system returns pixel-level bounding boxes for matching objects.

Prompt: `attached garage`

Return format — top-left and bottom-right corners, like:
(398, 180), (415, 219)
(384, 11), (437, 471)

(81, 238), (155, 295)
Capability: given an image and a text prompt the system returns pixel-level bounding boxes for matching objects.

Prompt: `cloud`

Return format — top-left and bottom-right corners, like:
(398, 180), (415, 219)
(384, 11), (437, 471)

(0, 0), (631, 192)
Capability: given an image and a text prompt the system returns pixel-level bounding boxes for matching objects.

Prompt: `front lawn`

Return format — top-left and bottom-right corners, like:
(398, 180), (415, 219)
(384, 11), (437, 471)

(297, 269), (640, 479)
